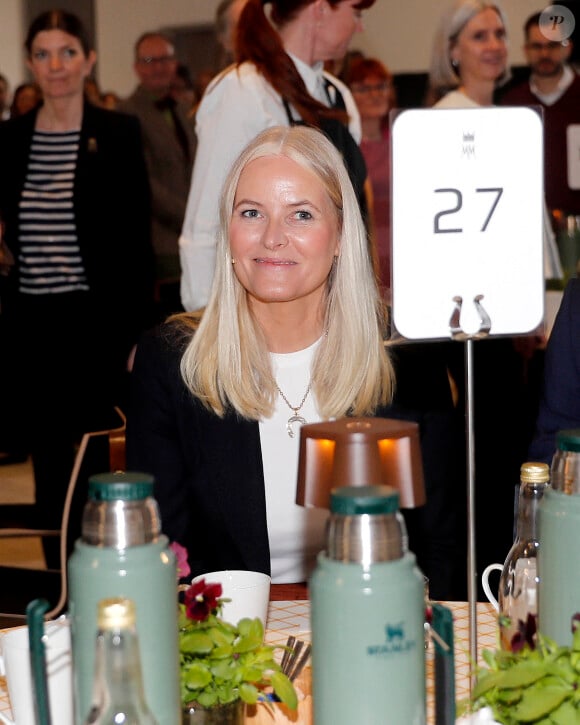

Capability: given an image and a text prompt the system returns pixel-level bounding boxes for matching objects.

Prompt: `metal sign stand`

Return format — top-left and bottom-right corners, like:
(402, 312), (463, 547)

(449, 295), (491, 688)
(391, 105), (545, 695)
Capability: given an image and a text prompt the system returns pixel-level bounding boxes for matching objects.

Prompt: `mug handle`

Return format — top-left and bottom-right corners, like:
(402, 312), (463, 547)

(481, 564), (503, 612)
(26, 598), (53, 725)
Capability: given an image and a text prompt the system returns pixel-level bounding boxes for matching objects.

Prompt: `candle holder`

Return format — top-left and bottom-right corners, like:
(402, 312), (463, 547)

(296, 417), (425, 509)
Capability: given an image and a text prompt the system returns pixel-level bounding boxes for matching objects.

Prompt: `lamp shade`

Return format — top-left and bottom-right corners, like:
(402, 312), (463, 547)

(296, 417), (426, 509)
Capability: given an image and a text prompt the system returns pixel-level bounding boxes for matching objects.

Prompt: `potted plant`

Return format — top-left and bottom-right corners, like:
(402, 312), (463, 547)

(459, 614), (580, 724)
(178, 578), (298, 725)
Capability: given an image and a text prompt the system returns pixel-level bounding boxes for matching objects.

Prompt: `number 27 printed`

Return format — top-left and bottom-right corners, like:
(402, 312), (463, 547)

(433, 187), (503, 234)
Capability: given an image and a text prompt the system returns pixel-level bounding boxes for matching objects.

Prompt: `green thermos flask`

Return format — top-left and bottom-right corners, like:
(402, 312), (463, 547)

(68, 472), (180, 725)
(310, 485), (426, 725)
(538, 430), (580, 645)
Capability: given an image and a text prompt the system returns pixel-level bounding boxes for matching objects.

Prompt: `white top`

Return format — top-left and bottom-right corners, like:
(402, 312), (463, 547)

(259, 338), (328, 583)
(178, 58), (361, 312)
(433, 89), (481, 109)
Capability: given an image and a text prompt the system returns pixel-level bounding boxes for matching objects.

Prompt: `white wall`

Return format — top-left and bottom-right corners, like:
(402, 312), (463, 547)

(0, 0), (26, 94)
(0, 0), (549, 100)
(95, 0), (222, 97)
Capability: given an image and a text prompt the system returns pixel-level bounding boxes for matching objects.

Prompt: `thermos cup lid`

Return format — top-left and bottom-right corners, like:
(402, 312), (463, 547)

(88, 472), (154, 501)
(330, 485), (400, 515)
(556, 429), (580, 452)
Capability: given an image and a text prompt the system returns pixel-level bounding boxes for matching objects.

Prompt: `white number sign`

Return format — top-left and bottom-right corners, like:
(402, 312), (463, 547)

(391, 107), (544, 339)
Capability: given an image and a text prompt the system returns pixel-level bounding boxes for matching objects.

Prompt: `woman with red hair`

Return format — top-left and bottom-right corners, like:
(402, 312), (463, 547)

(179, 0), (375, 312)
(344, 57), (396, 296)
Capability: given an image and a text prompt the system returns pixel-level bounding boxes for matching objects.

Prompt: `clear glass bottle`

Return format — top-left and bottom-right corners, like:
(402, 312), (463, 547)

(498, 461), (549, 650)
(83, 598), (158, 725)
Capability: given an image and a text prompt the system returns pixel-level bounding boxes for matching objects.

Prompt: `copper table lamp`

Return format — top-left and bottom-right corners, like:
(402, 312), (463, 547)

(296, 417), (426, 509)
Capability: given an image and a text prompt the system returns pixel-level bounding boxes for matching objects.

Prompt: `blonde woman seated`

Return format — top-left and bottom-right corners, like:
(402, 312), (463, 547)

(127, 125), (394, 583)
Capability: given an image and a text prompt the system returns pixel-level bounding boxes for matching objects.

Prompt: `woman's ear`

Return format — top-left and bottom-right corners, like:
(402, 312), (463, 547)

(85, 49), (97, 78)
(312, 0), (328, 22)
(449, 41), (460, 67)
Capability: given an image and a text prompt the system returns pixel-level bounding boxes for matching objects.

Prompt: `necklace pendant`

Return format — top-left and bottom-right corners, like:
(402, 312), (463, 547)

(287, 414), (307, 438)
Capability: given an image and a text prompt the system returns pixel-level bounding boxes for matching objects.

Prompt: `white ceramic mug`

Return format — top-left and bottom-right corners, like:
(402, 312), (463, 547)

(193, 570), (271, 626)
(481, 563), (503, 612)
(0, 619), (73, 725)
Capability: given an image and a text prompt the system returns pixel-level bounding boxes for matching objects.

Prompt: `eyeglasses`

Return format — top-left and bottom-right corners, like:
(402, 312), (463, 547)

(525, 40), (568, 52)
(351, 81), (392, 94)
(137, 55), (176, 65)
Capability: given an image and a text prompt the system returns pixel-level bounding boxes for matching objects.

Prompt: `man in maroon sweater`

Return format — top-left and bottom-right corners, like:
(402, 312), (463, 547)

(502, 12), (580, 218)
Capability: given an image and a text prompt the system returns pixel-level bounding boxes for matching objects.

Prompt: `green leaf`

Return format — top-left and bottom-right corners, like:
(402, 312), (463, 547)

(570, 650), (580, 672)
(491, 660), (549, 689)
(511, 684), (571, 721)
(183, 662), (213, 690)
(211, 644), (234, 659)
(270, 671), (298, 710)
(482, 648), (498, 668)
(234, 620), (265, 653)
(237, 618), (264, 639)
(549, 698), (579, 725)
(211, 660), (236, 681)
(197, 691), (218, 708)
(209, 626), (235, 647)
(180, 631), (214, 655)
(239, 665), (264, 683)
(496, 688), (522, 705)
(238, 682), (260, 705)
(473, 670), (509, 699)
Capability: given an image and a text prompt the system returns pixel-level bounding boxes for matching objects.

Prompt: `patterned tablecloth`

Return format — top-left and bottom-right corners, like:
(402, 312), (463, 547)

(0, 600), (497, 724)
(262, 599), (498, 724)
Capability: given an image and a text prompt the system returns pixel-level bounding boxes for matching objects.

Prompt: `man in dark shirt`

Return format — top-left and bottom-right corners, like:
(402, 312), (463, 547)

(501, 12), (580, 219)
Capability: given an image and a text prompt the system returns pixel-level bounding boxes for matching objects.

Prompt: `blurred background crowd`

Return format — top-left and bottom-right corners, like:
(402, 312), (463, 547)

(0, 0), (579, 602)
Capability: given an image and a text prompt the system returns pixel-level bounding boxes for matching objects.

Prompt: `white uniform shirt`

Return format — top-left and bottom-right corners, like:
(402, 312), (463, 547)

(179, 58), (361, 312)
(259, 338), (328, 583)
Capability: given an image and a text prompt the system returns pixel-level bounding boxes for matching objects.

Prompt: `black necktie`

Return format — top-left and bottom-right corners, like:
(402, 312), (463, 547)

(155, 96), (190, 163)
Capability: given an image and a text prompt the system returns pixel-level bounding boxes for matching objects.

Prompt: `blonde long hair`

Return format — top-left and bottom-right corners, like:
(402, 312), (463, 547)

(177, 125), (394, 419)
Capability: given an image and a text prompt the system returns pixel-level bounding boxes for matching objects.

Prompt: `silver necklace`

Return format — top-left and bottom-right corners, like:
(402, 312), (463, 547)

(276, 382), (311, 438)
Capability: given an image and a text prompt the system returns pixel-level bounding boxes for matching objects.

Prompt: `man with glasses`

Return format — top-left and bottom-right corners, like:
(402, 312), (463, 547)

(501, 12), (580, 219)
(119, 33), (196, 320)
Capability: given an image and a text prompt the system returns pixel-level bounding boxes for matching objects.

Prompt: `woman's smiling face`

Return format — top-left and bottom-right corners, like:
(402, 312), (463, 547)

(229, 153), (340, 310)
(451, 7), (508, 85)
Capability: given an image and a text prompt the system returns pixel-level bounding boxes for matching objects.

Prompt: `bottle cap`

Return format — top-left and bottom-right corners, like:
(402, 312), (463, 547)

(556, 429), (580, 453)
(97, 597), (136, 629)
(520, 462), (550, 483)
(88, 472), (154, 501)
(330, 485), (400, 515)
